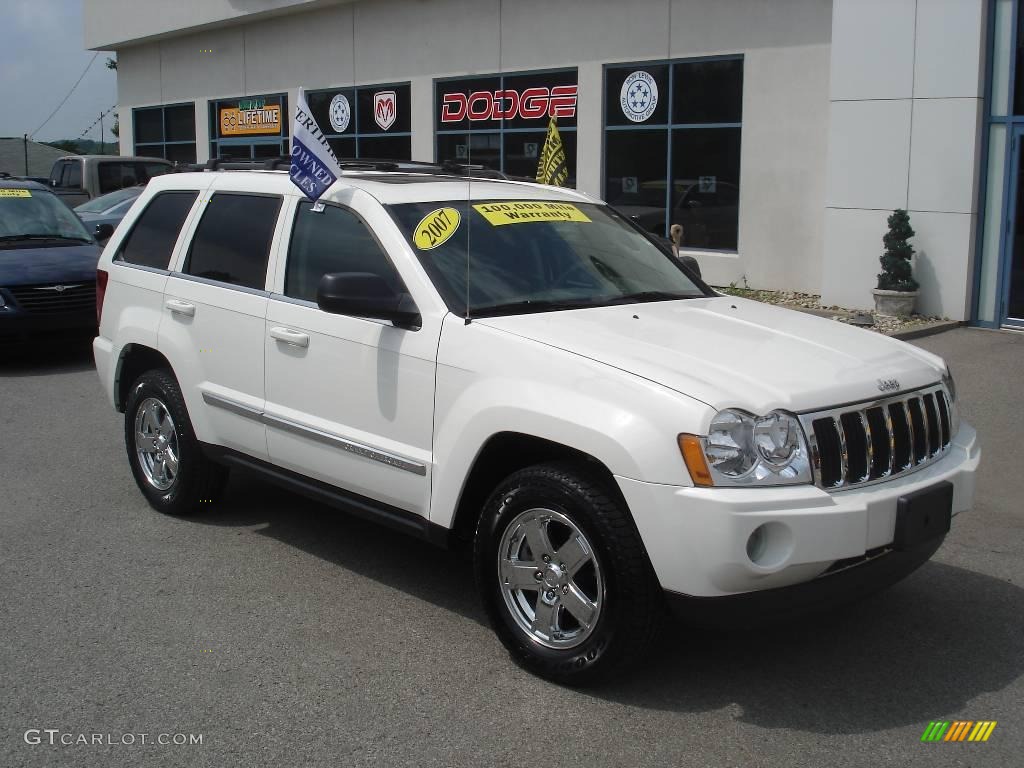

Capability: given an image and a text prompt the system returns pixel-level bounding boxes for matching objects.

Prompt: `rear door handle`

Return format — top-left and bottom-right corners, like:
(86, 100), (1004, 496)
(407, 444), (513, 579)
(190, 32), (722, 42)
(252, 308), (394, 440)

(269, 326), (310, 348)
(164, 299), (195, 317)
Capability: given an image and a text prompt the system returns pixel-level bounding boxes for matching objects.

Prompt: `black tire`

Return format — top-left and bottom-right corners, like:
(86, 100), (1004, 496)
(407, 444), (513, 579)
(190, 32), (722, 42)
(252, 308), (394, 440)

(474, 461), (663, 685)
(124, 369), (228, 516)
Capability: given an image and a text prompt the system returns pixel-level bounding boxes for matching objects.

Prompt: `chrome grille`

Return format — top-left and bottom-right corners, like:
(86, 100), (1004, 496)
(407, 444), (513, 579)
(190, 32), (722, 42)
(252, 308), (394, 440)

(800, 384), (954, 491)
(8, 283), (96, 314)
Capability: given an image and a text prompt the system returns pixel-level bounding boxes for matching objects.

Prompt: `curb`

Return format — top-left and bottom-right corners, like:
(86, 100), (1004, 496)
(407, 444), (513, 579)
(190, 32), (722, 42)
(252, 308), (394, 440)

(887, 320), (965, 341)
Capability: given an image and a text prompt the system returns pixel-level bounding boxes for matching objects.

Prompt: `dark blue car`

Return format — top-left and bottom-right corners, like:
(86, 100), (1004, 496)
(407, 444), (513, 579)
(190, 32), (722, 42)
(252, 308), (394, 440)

(0, 180), (102, 340)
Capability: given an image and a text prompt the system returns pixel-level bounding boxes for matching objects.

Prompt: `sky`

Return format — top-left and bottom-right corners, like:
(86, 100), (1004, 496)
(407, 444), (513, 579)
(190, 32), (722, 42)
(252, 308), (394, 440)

(0, 0), (118, 143)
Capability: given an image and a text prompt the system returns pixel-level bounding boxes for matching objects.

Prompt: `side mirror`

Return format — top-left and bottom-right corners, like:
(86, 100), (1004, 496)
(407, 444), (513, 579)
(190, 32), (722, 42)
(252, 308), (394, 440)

(94, 223), (114, 241)
(316, 272), (420, 329)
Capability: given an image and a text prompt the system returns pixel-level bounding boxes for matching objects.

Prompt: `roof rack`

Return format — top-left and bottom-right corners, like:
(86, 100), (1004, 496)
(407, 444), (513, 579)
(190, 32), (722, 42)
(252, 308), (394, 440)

(169, 156), (514, 180)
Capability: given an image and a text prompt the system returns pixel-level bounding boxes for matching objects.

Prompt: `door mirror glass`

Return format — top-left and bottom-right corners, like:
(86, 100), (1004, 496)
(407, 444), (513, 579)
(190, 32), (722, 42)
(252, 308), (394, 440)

(316, 272), (420, 328)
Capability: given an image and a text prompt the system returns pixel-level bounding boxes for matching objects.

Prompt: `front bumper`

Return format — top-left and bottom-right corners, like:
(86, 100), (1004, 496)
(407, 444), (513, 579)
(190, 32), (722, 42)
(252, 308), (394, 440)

(662, 534), (944, 627)
(0, 305), (96, 339)
(616, 423), (979, 598)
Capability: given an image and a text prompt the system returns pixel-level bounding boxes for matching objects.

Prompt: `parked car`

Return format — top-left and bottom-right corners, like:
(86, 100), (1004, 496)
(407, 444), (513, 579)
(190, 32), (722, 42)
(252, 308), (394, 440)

(0, 180), (102, 340)
(48, 155), (171, 207)
(74, 185), (145, 243)
(93, 167), (979, 684)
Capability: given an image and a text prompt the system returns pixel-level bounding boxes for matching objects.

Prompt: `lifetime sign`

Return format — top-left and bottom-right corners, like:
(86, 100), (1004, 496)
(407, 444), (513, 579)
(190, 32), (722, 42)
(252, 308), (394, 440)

(441, 86), (577, 123)
(220, 102), (282, 136)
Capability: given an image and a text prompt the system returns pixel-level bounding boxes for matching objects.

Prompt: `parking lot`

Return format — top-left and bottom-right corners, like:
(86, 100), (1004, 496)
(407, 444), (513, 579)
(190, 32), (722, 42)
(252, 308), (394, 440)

(1, 327), (1021, 768)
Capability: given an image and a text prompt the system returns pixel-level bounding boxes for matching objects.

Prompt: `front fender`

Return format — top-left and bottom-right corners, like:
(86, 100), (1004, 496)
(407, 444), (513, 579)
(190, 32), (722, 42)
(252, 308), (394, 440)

(429, 317), (709, 529)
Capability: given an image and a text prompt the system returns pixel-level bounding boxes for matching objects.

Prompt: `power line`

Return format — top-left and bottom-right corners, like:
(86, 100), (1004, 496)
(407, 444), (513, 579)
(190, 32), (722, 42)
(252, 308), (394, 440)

(78, 104), (118, 138)
(30, 52), (100, 139)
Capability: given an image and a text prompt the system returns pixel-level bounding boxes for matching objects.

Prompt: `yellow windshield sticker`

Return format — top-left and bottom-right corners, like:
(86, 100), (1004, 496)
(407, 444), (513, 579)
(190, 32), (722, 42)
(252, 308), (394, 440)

(473, 201), (591, 226)
(0, 189), (32, 198)
(413, 207), (461, 250)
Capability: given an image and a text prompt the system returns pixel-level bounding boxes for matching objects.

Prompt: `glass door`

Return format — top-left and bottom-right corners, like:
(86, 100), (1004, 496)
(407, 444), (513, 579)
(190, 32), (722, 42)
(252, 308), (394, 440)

(1003, 125), (1024, 326)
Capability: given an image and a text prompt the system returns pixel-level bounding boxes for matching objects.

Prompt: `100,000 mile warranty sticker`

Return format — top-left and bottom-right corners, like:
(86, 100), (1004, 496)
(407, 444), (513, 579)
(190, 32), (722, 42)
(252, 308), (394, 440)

(473, 201), (591, 225)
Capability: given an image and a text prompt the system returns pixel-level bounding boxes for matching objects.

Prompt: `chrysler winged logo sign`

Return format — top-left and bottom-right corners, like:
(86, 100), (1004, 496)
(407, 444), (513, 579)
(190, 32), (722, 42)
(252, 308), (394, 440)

(35, 284), (80, 293)
(877, 378), (901, 393)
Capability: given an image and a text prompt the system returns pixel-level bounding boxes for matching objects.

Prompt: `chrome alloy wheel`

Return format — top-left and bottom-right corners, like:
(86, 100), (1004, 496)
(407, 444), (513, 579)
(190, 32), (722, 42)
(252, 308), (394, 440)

(134, 397), (179, 491)
(497, 507), (604, 649)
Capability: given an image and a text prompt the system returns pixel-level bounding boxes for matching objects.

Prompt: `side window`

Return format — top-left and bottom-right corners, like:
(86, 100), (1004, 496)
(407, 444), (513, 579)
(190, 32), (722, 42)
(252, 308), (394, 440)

(98, 162), (137, 194)
(50, 161), (67, 187)
(66, 161), (82, 189)
(140, 162), (170, 182)
(284, 202), (403, 302)
(116, 191), (198, 269)
(184, 193), (281, 289)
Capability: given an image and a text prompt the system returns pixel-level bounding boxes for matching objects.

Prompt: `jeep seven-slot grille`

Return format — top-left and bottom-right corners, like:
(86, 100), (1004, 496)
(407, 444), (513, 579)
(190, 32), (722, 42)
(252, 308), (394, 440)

(8, 283), (96, 314)
(802, 385), (954, 490)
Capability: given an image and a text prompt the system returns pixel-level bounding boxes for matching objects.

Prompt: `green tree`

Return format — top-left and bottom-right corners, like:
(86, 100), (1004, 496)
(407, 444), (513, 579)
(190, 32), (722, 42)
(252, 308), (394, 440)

(877, 209), (918, 292)
(46, 139), (81, 154)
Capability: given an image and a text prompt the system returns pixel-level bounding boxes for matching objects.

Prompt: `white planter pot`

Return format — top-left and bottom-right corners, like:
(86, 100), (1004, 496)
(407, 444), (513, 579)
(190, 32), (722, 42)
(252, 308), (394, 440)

(872, 288), (917, 318)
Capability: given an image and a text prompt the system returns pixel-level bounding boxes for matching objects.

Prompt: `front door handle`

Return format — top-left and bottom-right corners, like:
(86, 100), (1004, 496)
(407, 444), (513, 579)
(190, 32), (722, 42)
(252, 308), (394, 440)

(269, 326), (310, 348)
(165, 299), (195, 317)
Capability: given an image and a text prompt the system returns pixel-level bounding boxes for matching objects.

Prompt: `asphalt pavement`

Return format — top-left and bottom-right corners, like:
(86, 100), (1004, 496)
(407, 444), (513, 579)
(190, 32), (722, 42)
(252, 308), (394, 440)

(1, 327), (1021, 768)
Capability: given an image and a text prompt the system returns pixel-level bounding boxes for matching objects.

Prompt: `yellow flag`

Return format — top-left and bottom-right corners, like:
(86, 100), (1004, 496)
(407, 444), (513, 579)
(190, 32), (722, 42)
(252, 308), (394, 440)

(536, 116), (568, 186)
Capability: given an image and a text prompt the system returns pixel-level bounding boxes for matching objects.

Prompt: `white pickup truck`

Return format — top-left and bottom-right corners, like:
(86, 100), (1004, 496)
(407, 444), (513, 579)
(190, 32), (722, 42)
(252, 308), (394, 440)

(92, 165), (979, 684)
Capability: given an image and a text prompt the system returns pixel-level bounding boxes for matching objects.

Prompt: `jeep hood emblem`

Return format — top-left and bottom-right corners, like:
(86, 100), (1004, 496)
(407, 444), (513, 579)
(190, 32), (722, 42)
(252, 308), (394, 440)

(877, 378), (900, 393)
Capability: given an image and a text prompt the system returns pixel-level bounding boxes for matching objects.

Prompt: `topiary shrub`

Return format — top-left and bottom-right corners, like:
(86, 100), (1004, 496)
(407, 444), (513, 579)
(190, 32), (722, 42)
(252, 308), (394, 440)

(877, 208), (919, 292)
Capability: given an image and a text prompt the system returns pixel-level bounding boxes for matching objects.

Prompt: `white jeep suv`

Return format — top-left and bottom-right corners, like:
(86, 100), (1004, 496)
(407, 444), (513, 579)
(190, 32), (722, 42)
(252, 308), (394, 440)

(93, 165), (979, 684)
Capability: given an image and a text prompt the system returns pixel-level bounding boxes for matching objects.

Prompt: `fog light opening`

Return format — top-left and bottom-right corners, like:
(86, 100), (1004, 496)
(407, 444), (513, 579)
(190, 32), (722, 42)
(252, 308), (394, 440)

(745, 522), (793, 569)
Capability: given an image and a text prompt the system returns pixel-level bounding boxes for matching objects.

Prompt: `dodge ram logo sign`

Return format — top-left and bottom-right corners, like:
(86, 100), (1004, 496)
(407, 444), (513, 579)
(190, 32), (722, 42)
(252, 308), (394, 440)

(374, 91), (397, 131)
(440, 85), (578, 123)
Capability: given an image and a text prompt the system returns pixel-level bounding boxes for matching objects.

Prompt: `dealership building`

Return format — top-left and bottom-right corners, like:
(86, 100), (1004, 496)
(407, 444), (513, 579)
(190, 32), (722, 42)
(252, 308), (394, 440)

(85, 0), (1021, 328)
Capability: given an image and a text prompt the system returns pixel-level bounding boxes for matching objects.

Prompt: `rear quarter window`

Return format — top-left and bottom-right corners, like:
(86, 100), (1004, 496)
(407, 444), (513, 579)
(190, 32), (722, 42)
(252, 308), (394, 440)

(115, 191), (198, 270)
(183, 193), (282, 289)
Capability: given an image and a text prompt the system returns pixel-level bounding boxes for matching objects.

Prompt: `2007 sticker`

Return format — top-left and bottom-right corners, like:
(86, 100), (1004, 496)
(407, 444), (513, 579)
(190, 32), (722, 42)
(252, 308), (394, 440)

(413, 207), (461, 250)
(473, 201), (591, 225)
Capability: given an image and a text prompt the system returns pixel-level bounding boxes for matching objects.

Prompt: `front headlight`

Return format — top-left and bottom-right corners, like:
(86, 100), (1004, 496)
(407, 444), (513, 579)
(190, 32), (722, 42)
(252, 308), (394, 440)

(942, 367), (960, 438)
(942, 367), (957, 403)
(680, 409), (813, 487)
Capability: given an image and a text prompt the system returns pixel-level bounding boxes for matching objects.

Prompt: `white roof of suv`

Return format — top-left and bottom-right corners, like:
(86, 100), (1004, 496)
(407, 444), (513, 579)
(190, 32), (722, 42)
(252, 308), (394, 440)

(147, 169), (599, 206)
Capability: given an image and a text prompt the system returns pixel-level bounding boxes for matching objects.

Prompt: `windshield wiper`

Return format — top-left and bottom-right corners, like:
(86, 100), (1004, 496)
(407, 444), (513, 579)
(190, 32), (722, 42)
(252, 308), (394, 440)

(471, 297), (605, 317)
(604, 290), (696, 305)
(0, 234), (92, 243)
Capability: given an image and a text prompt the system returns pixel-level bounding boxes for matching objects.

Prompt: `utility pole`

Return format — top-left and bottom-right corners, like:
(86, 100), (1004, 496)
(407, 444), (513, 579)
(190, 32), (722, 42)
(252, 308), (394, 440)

(23, 133), (28, 175)
(99, 111), (104, 154)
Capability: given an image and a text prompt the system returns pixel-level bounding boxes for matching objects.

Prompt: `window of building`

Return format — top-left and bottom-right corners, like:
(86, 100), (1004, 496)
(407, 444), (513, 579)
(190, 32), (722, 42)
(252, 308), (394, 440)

(284, 202), (404, 302)
(604, 57), (743, 251)
(133, 103), (197, 164)
(304, 83), (412, 162)
(184, 194), (282, 289)
(116, 191), (198, 269)
(209, 94), (288, 161)
(435, 69), (578, 183)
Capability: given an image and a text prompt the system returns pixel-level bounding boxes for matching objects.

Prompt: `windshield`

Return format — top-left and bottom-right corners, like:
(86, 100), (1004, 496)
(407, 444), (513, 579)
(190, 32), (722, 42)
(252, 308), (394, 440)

(75, 186), (140, 214)
(0, 188), (92, 243)
(389, 200), (706, 317)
